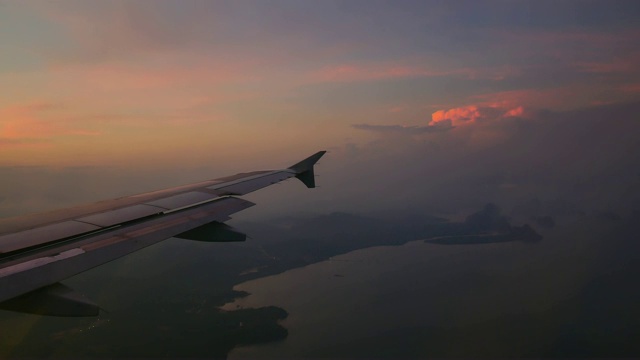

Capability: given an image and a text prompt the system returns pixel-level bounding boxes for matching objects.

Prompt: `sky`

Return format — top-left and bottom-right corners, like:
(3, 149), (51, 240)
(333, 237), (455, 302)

(1, 0), (640, 219)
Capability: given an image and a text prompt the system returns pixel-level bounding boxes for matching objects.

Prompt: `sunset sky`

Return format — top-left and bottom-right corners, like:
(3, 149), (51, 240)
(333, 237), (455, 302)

(1, 0), (640, 218)
(2, 0), (638, 165)
(3, 3), (640, 356)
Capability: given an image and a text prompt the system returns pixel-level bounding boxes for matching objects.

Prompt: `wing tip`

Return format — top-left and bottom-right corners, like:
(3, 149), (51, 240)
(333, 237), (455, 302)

(288, 151), (326, 173)
(288, 151), (327, 188)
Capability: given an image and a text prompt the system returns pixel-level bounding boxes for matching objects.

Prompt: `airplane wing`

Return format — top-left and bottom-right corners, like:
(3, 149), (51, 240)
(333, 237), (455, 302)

(0, 151), (326, 316)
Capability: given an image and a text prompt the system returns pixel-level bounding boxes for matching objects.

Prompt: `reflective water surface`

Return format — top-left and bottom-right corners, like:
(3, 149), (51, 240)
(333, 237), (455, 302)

(227, 216), (640, 357)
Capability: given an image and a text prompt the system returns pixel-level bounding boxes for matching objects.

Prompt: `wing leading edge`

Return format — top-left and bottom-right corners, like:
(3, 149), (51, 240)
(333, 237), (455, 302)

(0, 151), (326, 316)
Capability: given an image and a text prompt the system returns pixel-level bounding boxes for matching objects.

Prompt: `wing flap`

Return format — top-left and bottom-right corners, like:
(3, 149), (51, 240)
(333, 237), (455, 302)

(0, 221), (100, 254)
(145, 191), (217, 210)
(207, 170), (296, 196)
(76, 204), (164, 227)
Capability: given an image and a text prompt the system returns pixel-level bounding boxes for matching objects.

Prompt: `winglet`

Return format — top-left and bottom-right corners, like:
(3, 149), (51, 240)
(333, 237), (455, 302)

(288, 151), (326, 188)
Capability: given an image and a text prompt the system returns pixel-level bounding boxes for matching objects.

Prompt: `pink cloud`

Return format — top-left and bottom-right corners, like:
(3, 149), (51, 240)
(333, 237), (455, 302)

(52, 58), (256, 91)
(430, 105), (484, 126)
(503, 106), (525, 118)
(38, 58), (265, 127)
(0, 104), (102, 146)
(429, 104), (529, 127)
(1, 106), (59, 139)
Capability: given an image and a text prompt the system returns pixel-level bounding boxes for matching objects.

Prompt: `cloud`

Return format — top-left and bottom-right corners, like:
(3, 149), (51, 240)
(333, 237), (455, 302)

(503, 106), (525, 118)
(50, 56), (257, 91)
(431, 105), (485, 126)
(325, 101), (640, 220)
(352, 102), (527, 140)
(0, 104), (102, 145)
(429, 104), (527, 127)
(352, 122), (453, 135)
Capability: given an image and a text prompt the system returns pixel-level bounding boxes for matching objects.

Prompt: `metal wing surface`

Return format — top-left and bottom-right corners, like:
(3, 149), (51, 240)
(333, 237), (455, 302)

(0, 151), (325, 316)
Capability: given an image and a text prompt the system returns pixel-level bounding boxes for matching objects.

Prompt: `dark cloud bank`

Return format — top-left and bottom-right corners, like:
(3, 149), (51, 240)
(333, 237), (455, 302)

(341, 101), (640, 219)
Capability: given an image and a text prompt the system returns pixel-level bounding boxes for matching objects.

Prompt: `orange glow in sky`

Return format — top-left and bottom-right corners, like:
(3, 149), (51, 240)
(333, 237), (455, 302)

(1, 1), (639, 168)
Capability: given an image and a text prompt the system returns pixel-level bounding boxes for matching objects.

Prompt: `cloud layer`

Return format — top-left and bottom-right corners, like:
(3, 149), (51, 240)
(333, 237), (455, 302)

(0, 0), (639, 174)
